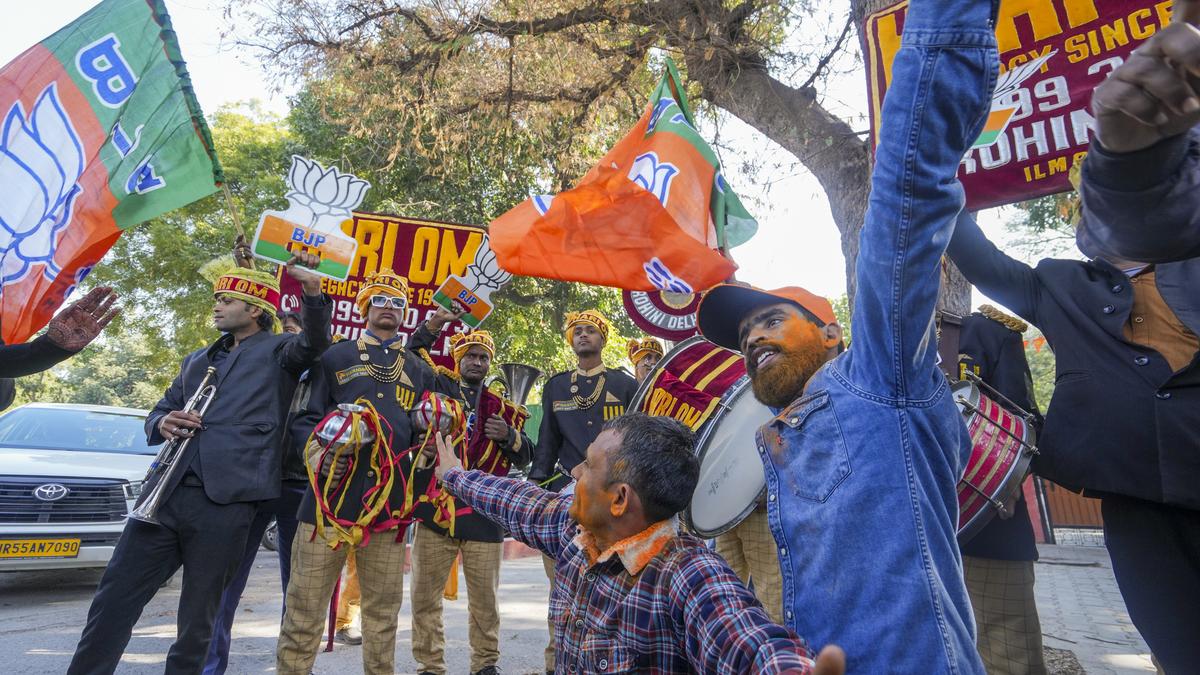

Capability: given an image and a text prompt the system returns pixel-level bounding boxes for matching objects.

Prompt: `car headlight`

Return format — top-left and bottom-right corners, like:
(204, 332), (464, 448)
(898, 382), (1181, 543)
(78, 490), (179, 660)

(123, 481), (143, 500)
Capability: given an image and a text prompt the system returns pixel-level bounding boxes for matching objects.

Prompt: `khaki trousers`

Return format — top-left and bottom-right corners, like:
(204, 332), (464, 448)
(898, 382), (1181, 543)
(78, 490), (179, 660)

(336, 550), (361, 630)
(276, 522), (407, 675)
(410, 526), (503, 673)
(541, 554), (557, 672)
(714, 509), (784, 623)
(963, 556), (1047, 675)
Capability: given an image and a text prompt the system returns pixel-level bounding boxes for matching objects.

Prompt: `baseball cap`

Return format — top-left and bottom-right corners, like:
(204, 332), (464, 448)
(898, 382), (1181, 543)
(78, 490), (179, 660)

(697, 283), (836, 351)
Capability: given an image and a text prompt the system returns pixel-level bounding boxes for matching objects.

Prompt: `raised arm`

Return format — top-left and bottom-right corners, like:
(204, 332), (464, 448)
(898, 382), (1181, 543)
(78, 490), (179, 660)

(846, 1), (998, 399)
(277, 293), (332, 374)
(1079, 1), (1200, 261)
(1078, 132), (1200, 262)
(0, 337), (74, 378)
(946, 212), (1042, 325)
(440, 467), (573, 559)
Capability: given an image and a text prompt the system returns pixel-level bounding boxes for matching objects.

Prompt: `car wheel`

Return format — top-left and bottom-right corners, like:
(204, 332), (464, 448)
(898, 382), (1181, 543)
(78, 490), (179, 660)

(261, 519), (278, 552)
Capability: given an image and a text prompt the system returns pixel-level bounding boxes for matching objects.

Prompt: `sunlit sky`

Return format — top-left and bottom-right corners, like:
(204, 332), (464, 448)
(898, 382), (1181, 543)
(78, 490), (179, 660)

(4, 1), (1071, 315)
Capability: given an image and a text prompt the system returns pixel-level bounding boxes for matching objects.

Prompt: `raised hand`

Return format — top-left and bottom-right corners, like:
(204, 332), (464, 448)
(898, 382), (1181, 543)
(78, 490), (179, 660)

(232, 234), (254, 269)
(433, 432), (464, 482)
(45, 287), (119, 352)
(1092, 0), (1200, 153)
(284, 251), (324, 296)
(428, 304), (470, 332)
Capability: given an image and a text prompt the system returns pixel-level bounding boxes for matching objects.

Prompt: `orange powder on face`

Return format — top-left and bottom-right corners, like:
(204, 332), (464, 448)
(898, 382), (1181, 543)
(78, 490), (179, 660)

(751, 315), (826, 409)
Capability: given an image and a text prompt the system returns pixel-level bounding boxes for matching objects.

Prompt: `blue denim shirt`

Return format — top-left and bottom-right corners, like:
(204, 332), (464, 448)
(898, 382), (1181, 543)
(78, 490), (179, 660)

(757, 2), (997, 672)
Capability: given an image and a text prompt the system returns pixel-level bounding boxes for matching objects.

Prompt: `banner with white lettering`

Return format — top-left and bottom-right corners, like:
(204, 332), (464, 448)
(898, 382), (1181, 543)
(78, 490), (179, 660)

(862, 0), (1170, 209)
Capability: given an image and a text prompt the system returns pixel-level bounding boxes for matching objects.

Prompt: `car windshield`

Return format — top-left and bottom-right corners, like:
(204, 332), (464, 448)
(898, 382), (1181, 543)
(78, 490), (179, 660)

(0, 407), (154, 455)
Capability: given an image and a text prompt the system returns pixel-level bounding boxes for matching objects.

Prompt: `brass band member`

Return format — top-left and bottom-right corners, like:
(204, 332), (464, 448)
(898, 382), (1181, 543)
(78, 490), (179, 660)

(407, 313), (533, 675)
(69, 256), (329, 675)
(528, 309), (637, 673)
(276, 269), (435, 675)
(627, 336), (664, 385)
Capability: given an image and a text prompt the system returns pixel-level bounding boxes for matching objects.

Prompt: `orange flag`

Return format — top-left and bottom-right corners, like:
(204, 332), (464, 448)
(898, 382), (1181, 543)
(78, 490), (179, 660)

(489, 60), (754, 294)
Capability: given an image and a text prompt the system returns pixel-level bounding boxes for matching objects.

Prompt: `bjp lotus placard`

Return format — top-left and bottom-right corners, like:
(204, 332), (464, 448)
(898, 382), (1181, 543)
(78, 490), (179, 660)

(251, 155), (369, 281)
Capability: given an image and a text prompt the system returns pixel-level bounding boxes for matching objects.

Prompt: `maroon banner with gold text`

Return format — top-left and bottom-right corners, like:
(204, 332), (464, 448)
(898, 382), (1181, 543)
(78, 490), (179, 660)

(278, 212), (484, 368)
(862, 0), (1173, 209)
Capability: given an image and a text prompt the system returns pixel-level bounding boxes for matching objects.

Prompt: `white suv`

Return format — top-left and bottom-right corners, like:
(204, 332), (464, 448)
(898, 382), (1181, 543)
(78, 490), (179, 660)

(0, 403), (157, 571)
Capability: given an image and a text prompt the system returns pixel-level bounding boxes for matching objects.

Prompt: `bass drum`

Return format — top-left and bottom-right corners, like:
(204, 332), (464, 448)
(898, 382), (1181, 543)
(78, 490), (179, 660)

(629, 336), (774, 537)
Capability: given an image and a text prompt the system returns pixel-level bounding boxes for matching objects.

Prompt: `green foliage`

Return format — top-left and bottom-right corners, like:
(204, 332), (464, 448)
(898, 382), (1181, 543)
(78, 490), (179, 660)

(1023, 329), (1057, 415)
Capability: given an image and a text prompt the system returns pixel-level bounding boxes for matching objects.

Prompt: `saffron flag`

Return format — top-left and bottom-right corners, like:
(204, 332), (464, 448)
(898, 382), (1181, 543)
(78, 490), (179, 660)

(489, 60), (753, 294)
(0, 0), (222, 343)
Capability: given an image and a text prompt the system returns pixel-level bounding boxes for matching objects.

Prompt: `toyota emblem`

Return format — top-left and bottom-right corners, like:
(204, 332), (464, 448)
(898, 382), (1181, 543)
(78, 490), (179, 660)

(32, 483), (69, 502)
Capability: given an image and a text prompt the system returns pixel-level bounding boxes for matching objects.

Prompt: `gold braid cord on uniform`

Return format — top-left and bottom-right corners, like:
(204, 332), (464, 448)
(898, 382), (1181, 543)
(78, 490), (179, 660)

(356, 336), (406, 383)
(305, 400), (397, 549)
(979, 304), (1029, 334)
(406, 393), (468, 537)
(570, 370), (606, 410)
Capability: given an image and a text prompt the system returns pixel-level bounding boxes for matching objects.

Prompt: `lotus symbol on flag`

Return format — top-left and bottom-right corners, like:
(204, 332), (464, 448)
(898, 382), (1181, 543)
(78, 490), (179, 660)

(0, 83), (85, 285)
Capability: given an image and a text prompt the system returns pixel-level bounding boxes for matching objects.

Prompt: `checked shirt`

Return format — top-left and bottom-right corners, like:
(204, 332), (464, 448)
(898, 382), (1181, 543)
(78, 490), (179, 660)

(441, 468), (815, 674)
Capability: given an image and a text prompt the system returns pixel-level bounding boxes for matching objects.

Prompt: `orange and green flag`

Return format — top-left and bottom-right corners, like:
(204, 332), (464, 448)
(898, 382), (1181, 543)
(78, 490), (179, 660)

(0, 0), (222, 343)
(489, 59), (753, 294)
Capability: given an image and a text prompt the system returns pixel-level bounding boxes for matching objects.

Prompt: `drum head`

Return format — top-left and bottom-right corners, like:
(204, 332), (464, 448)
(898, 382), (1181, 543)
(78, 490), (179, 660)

(686, 379), (775, 538)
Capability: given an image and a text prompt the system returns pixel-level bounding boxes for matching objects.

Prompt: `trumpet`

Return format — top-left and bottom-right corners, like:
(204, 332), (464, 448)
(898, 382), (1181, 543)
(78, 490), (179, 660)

(128, 367), (219, 525)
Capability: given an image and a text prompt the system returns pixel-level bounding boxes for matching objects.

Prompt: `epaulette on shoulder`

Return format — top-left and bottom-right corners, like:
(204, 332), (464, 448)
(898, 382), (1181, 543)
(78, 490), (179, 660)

(546, 370), (572, 384)
(978, 304), (1028, 334)
(331, 334), (346, 343)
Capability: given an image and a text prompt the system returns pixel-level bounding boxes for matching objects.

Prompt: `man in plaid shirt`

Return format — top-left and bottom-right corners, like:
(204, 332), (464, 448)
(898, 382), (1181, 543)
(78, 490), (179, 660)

(430, 413), (844, 674)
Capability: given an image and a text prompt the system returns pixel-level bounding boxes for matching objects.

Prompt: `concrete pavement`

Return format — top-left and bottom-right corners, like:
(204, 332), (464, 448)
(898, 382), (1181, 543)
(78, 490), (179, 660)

(0, 540), (1160, 673)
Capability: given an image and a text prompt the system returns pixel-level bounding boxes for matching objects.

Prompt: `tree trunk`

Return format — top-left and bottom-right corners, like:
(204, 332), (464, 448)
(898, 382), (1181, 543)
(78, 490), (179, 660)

(689, 0), (974, 315)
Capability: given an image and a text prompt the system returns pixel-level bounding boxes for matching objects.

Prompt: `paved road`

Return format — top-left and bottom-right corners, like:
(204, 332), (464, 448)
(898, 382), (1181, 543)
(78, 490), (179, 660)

(0, 550), (551, 674)
(0, 542), (1156, 674)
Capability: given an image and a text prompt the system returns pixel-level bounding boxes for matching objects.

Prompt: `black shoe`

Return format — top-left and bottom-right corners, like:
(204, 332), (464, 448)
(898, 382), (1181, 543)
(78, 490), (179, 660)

(471, 667), (500, 675)
(334, 626), (362, 645)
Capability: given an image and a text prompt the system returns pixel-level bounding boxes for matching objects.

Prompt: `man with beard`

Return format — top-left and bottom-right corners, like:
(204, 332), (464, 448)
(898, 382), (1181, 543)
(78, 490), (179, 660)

(710, 291), (841, 625)
(695, 0), (997, 669)
(405, 316), (532, 675)
(428, 413), (846, 674)
(627, 336), (664, 385)
(528, 309), (637, 673)
(69, 255), (330, 675)
(276, 268), (435, 675)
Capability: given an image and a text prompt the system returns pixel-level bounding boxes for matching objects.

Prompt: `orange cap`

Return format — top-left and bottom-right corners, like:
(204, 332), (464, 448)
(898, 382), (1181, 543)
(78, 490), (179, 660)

(696, 283), (836, 351)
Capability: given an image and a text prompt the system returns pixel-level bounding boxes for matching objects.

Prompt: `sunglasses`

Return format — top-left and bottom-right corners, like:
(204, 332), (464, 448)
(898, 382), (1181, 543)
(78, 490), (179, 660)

(369, 295), (406, 309)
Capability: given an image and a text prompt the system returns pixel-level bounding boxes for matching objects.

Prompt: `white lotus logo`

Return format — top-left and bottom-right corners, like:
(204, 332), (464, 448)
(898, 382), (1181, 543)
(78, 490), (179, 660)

(465, 235), (512, 292)
(0, 83), (85, 285)
(285, 155), (370, 227)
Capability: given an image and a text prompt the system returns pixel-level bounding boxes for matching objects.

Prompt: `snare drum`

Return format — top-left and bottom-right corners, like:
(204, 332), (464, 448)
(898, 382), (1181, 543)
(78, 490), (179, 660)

(951, 374), (1038, 542)
(630, 337), (774, 537)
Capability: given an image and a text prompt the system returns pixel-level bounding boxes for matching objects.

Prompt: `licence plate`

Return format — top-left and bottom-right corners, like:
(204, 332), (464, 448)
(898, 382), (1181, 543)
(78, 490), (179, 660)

(0, 538), (81, 558)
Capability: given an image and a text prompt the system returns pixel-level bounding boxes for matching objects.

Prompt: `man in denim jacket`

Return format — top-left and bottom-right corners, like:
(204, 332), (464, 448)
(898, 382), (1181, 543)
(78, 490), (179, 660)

(696, 0), (998, 671)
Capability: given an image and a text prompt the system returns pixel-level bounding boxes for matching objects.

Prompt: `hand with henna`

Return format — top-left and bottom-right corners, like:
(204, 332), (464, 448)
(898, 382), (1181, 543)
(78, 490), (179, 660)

(45, 287), (120, 352)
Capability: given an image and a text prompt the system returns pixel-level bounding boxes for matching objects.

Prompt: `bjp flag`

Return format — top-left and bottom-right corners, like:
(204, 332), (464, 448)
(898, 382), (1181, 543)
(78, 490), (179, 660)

(0, 0), (221, 343)
(489, 60), (755, 294)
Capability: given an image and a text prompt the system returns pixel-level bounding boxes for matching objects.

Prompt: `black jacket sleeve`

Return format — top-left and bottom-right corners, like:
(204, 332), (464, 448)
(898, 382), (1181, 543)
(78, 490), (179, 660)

(146, 355), (192, 446)
(947, 212), (1043, 325)
(277, 293), (332, 374)
(407, 322), (440, 354)
(291, 354), (335, 456)
(1077, 130), (1200, 263)
(529, 384), (561, 481)
(0, 336), (76, 378)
